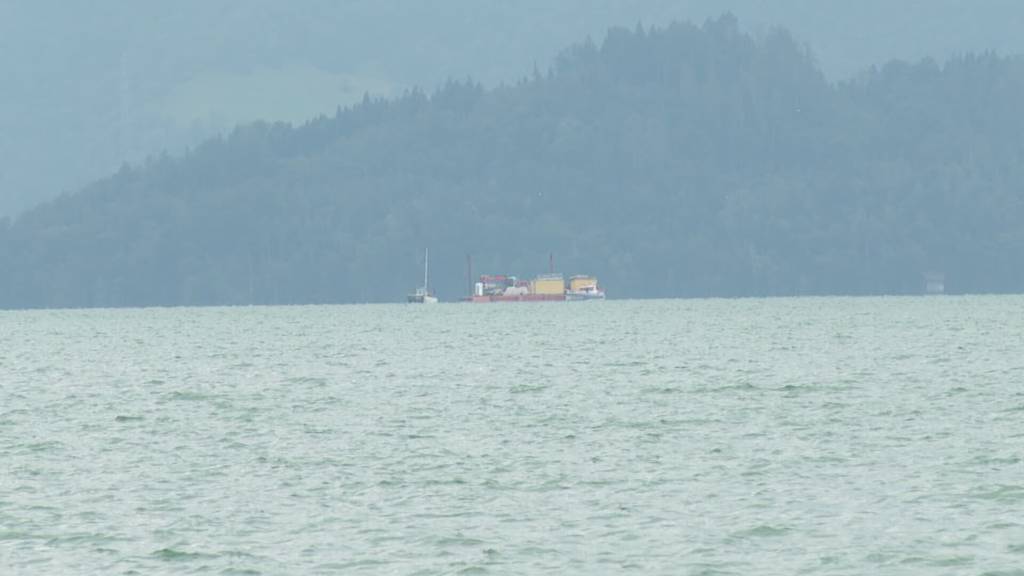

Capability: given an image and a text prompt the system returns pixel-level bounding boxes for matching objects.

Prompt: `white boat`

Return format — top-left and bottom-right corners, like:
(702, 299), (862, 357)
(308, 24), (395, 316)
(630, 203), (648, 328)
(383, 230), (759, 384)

(407, 249), (439, 304)
(565, 285), (606, 301)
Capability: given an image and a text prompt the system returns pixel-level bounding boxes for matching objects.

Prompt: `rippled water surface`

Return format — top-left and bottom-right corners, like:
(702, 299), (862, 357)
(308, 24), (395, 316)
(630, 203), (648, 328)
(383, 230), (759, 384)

(2, 297), (1024, 575)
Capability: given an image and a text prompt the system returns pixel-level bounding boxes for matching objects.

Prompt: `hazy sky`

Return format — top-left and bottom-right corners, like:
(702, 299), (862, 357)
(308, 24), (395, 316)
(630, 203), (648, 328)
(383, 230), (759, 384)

(3, 1), (1024, 217)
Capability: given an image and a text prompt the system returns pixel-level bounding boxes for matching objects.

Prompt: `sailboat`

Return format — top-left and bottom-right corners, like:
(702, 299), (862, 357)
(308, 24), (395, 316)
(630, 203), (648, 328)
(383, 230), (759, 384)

(407, 248), (439, 304)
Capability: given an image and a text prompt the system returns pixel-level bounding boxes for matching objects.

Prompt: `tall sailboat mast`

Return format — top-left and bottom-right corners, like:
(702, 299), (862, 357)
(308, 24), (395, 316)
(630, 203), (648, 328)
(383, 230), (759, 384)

(408, 247), (438, 303)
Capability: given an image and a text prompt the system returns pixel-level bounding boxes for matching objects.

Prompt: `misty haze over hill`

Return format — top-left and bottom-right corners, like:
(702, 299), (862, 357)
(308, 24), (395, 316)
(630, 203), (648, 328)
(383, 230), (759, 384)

(3, 1), (1024, 218)
(4, 15), (1024, 308)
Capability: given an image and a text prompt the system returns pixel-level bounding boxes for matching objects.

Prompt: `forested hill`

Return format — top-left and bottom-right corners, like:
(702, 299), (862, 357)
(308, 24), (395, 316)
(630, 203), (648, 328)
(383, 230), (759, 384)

(4, 16), (1024, 308)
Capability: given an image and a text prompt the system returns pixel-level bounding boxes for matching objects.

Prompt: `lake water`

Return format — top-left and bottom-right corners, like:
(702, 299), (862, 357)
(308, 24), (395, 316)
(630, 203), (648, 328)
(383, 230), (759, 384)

(2, 297), (1023, 575)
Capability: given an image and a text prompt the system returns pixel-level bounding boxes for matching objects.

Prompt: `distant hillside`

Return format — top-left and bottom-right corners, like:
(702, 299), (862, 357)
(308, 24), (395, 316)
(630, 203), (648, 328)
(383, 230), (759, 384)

(3, 16), (1024, 308)
(5, 1), (1024, 219)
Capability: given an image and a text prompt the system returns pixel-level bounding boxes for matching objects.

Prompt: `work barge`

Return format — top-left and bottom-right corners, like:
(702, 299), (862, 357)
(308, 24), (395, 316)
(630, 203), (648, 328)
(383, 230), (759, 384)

(408, 252), (606, 303)
(467, 272), (605, 303)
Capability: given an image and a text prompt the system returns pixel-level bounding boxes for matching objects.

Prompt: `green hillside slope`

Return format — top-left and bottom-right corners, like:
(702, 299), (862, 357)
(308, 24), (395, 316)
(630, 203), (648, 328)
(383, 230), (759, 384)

(3, 17), (1024, 308)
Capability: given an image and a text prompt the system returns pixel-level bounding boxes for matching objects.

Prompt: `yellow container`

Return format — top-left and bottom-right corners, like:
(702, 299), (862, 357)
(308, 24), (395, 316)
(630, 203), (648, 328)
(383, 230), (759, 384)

(531, 275), (565, 295)
(569, 276), (597, 292)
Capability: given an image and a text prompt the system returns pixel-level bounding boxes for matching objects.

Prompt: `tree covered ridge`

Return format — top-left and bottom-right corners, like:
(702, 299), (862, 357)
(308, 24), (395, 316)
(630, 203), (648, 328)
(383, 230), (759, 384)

(3, 16), (1024, 308)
